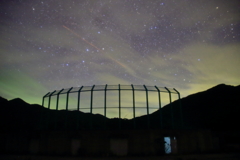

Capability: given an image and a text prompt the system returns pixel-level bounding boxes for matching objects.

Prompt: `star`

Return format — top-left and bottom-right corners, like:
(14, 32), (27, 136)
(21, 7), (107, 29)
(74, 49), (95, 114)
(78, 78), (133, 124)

(0, 0), (239, 110)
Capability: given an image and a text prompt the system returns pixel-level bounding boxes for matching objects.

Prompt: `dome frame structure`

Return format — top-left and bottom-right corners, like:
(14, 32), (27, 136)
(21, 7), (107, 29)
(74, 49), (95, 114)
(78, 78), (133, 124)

(42, 84), (183, 129)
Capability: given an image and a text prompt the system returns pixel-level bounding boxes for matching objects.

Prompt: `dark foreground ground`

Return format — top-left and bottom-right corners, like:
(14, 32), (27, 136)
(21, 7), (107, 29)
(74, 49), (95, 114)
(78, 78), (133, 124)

(1, 153), (240, 160)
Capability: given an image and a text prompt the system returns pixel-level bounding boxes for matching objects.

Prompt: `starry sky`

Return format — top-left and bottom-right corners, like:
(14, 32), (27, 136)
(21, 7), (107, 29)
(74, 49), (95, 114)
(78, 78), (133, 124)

(1, 0), (240, 107)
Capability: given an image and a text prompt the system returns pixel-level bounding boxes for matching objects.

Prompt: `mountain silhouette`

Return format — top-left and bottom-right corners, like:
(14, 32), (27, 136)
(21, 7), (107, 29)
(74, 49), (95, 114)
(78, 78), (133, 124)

(149, 84), (240, 131)
(0, 84), (240, 131)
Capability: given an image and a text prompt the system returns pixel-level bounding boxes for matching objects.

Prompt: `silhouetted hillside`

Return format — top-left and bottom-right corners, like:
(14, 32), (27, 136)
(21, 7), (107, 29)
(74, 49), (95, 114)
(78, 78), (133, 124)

(0, 84), (240, 131)
(150, 84), (240, 131)
(0, 97), (45, 130)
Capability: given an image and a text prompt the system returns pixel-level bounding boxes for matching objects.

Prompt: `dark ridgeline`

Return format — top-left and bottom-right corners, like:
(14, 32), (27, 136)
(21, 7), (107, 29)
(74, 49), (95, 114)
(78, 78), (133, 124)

(0, 84), (240, 131)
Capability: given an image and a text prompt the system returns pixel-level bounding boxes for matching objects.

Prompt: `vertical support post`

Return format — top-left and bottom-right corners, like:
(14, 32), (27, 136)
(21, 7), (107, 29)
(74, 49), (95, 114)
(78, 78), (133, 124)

(76, 86), (83, 130)
(40, 92), (50, 130)
(90, 85), (95, 114)
(56, 89), (64, 110)
(131, 84), (136, 129)
(155, 86), (162, 129)
(104, 84), (107, 129)
(165, 87), (174, 129)
(118, 84), (121, 129)
(65, 87), (73, 129)
(47, 95), (51, 109)
(77, 86), (83, 111)
(42, 92), (50, 107)
(48, 95), (51, 109)
(48, 92), (54, 109)
(66, 87), (73, 110)
(55, 89), (64, 129)
(90, 85), (95, 129)
(174, 88), (184, 129)
(42, 97), (45, 107)
(46, 90), (56, 129)
(104, 84), (107, 117)
(144, 85), (150, 129)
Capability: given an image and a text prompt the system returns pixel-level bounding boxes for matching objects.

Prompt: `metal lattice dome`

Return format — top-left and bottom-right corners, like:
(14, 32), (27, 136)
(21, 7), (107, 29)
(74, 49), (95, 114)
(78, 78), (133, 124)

(41, 84), (183, 130)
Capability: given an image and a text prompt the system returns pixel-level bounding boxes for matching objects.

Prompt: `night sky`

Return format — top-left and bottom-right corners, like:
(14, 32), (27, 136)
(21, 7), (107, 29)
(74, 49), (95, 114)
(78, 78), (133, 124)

(1, 0), (240, 106)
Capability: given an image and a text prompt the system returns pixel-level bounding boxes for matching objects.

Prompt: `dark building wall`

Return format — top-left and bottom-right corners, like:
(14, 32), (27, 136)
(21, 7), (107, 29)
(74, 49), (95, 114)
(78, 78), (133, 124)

(0, 129), (215, 156)
(177, 130), (213, 154)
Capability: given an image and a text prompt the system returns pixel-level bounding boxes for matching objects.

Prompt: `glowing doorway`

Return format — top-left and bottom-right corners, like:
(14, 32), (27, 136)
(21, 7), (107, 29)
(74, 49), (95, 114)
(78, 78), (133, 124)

(164, 136), (177, 154)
